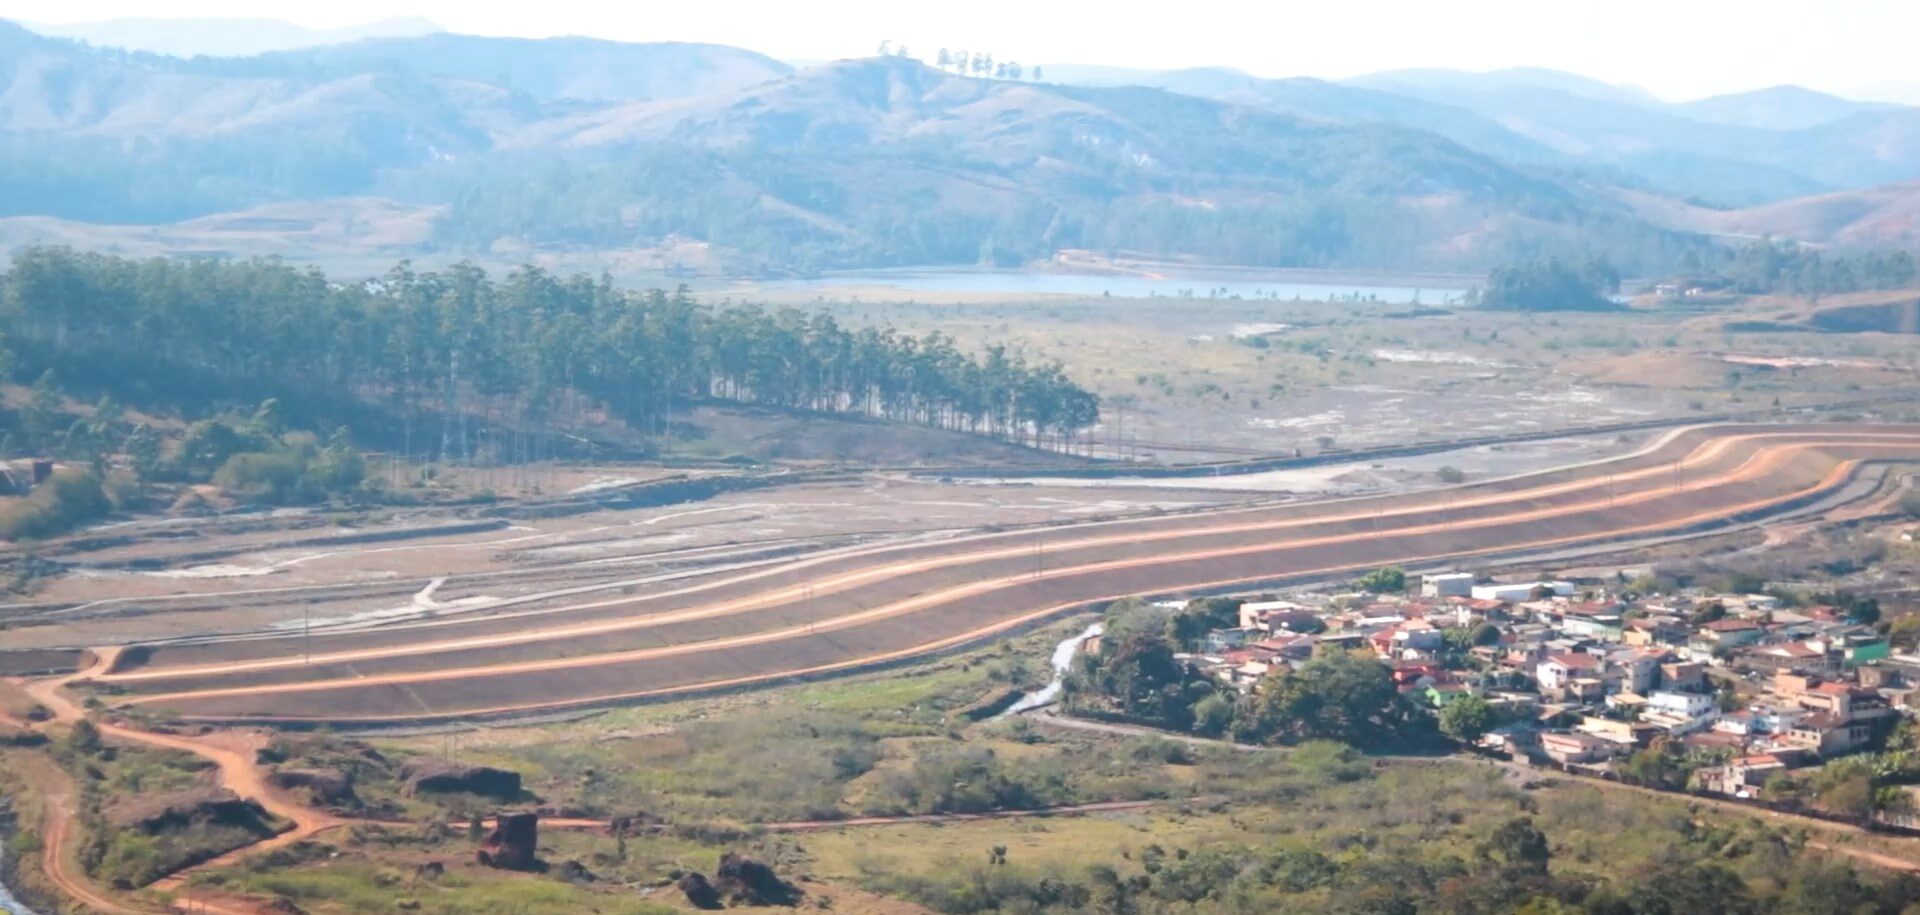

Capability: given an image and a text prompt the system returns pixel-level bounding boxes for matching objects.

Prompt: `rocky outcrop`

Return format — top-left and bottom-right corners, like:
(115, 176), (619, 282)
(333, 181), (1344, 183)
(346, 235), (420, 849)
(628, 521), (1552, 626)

(403, 761), (521, 800)
(105, 788), (276, 837)
(475, 812), (538, 870)
(268, 767), (356, 806)
(713, 851), (803, 906)
(677, 871), (723, 909)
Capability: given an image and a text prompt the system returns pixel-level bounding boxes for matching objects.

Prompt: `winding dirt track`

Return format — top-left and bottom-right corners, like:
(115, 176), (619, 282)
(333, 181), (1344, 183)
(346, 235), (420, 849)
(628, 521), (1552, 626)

(20, 650), (347, 913)
(72, 423), (1920, 724)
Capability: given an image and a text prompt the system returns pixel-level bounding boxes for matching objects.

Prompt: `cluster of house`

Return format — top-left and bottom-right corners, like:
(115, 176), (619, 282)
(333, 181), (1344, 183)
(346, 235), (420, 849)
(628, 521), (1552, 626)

(1180, 571), (1904, 798)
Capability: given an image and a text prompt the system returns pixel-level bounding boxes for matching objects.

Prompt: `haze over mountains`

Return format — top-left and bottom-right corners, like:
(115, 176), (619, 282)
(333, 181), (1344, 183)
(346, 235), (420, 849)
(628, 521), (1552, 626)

(21, 15), (443, 57)
(4, 16), (1920, 275)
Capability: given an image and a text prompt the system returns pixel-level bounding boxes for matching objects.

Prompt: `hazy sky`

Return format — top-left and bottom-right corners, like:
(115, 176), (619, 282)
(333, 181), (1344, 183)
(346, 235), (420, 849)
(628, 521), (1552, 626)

(2, 0), (1916, 101)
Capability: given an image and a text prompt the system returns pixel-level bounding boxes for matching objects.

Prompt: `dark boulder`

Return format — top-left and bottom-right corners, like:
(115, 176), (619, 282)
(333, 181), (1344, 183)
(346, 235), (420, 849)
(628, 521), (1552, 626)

(475, 812), (538, 870)
(677, 871), (723, 910)
(404, 761), (521, 800)
(556, 859), (595, 885)
(714, 851), (803, 906)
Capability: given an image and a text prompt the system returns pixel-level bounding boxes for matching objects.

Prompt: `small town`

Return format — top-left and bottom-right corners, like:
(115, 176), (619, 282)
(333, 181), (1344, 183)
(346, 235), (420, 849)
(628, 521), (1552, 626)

(12, 3), (1920, 912)
(1175, 566), (1920, 820)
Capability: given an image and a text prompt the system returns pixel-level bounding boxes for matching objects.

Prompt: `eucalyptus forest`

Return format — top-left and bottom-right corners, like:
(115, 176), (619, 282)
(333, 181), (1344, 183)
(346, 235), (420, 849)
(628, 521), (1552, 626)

(0, 248), (1101, 466)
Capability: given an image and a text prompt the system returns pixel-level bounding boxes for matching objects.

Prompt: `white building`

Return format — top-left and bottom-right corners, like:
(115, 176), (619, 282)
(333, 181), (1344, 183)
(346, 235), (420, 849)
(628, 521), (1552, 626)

(1421, 572), (1475, 599)
(1472, 581), (1576, 603)
(1648, 690), (1716, 717)
(1643, 689), (1720, 735)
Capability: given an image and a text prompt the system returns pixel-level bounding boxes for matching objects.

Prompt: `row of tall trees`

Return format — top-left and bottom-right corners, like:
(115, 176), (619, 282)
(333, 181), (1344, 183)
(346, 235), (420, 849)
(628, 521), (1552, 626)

(1678, 239), (1919, 295)
(933, 48), (1034, 81)
(0, 248), (1098, 462)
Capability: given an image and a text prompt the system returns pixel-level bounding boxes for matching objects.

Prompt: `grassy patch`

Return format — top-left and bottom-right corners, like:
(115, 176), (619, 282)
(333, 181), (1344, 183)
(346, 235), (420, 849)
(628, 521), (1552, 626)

(188, 859), (679, 915)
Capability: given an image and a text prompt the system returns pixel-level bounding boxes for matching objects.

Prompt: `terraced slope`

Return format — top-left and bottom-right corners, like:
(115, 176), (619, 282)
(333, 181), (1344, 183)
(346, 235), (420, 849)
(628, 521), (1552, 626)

(94, 424), (1920, 724)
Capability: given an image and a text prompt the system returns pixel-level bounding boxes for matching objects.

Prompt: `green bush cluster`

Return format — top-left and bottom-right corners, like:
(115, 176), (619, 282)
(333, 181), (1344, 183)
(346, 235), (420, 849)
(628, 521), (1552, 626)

(0, 467), (110, 540)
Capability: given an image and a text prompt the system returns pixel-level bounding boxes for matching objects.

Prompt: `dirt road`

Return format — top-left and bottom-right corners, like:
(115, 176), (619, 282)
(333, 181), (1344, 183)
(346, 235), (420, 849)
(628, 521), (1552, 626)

(17, 652), (346, 913)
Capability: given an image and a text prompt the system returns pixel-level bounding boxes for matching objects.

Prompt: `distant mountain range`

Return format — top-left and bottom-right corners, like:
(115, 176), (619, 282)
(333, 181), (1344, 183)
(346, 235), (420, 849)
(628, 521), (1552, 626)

(3, 19), (1920, 274)
(21, 16), (443, 58)
(1045, 64), (1920, 208)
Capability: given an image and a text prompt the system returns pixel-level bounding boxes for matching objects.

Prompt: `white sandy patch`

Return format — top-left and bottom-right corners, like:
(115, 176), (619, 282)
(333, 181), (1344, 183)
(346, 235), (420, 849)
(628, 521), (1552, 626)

(569, 476), (642, 494)
(145, 563), (280, 579)
(1246, 410), (1345, 430)
(1371, 348), (1501, 366)
(1230, 322), (1292, 338)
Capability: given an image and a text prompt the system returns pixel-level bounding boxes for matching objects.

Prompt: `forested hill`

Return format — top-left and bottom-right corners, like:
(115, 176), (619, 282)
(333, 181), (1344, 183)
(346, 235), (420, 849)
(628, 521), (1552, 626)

(432, 56), (1700, 273)
(0, 23), (1702, 274)
(0, 248), (1099, 462)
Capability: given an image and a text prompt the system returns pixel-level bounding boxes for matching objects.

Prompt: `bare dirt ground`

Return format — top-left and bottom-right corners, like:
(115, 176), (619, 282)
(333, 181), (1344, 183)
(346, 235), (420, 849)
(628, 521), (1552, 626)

(65, 425), (1920, 722)
(3, 478), (1247, 651)
(809, 293), (1920, 462)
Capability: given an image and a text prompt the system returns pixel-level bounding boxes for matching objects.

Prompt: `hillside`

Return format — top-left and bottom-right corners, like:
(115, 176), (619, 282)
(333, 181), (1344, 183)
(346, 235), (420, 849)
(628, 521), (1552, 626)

(0, 21), (795, 224)
(0, 27), (1706, 273)
(1041, 63), (1920, 210)
(1621, 181), (1920, 250)
(1678, 85), (1899, 130)
(21, 16), (442, 58)
(1043, 65), (1562, 165)
(427, 56), (1699, 271)
(252, 34), (794, 103)
(1341, 68), (1920, 206)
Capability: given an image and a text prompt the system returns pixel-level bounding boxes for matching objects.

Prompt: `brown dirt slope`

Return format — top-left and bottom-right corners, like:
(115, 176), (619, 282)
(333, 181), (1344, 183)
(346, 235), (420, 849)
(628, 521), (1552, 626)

(88, 424), (1920, 723)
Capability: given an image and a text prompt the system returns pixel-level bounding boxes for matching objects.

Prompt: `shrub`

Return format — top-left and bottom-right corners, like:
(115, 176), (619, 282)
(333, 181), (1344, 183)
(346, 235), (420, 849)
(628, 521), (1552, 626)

(0, 468), (112, 540)
(1355, 566), (1407, 594)
(215, 450), (311, 503)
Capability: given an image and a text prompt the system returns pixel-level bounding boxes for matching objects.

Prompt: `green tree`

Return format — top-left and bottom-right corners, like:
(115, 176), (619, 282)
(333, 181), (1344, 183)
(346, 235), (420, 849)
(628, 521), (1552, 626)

(1235, 651), (1414, 748)
(1623, 863), (1756, 915)
(1065, 630), (1222, 732)
(1356, 566), (1407, 594)
(64, 718), (102, 757)
(1619, 740), (1694, 791)
(1477, 817), (1550, 876)
(1190, 693), (1234, 737)
(1439, 694), (1496, 743)
(24, 369), (63, 448)
(124, 426), (162, 483)
(1478, 259), (1621, 312)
